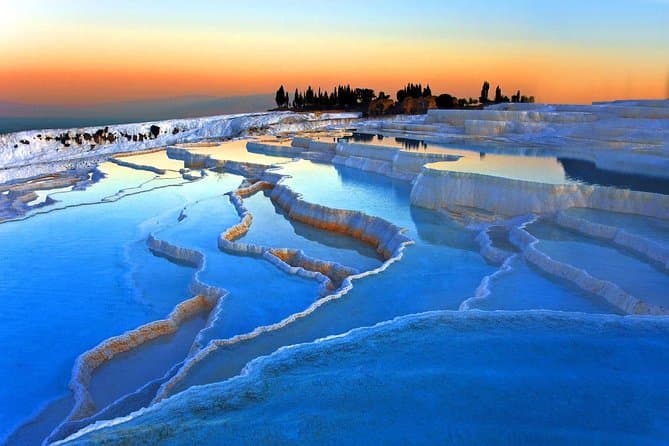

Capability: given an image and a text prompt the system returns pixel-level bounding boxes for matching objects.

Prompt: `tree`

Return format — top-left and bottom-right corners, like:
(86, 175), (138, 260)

(494, 85), (503, 103)
(305, 86), (315, 106)
(275, 85), (287, 108)
(397, 89), (407, 103)
(423, 84), (432, 97)
(355, 88), (375, 104)
(436, 94), (457, 108)
(480, 81), (490, 104)
(293, 89), (300, 109)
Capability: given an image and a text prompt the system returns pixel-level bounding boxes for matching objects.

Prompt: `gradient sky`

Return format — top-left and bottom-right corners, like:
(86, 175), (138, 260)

(1, 0), (668, 105)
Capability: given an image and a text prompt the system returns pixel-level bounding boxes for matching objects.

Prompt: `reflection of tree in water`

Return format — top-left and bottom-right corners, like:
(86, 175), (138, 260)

(558, 158), (669, 195)
(351, 132), (375, 142)
(339, 132), (429, 151)
(395, 137), (428, 151)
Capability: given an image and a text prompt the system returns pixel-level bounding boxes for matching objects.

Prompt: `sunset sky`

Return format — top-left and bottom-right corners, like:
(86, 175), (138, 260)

(1, 0), (668, 106)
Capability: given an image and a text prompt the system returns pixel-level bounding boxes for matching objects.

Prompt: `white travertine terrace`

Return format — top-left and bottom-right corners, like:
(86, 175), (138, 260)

(332, 142), (459, 180)
(0, 112), (360, 174)
(107, 157), (168, 175)
(151, 170), (414, 404)
(146, 235), (226, 302)
(245, 141), (306, 157)
(0, 170), (95, 221)
(425, 109), (598, 126)
(474, 225), (514, 265)
(47, 294), (219, 444)
(555, 211), (669, 271)
(219, 177), (404, 290)
(509, 220), (668, 316)
(269, 183), (411, 259)
(44, 157), (406, 443)
(5, 100), (669, 444)
(49, 228), (230, 446)
(411, 168), (669, 218)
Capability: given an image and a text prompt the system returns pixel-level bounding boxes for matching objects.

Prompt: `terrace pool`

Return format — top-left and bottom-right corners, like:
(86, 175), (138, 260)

(1, 133), (667, 445)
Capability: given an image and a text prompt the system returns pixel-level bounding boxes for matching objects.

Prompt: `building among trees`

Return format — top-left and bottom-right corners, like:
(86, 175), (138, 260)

(275, 80), (534, 115)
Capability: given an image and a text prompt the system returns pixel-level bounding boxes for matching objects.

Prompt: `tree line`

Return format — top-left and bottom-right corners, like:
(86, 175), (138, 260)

(275, 80), (534, 112)
(275, 84), (378, 110)
(478, 81), (534, 105)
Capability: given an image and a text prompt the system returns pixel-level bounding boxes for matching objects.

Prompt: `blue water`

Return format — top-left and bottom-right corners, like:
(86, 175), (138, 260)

(152, 177), (325, 345)
(339, 133), (669, 193)
(563, 207), (669, 249)
(61, 311), (669, 446)
(1, 142), (666, 444)
(167, 160), (617, 396)
(471, 256), (622, 313)
(240, 191), (382, 270)
(529, 221), (669, 307)
(0, 169), (197, 438)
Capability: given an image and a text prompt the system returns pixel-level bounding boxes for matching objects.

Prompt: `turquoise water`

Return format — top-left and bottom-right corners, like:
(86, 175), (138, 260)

(1, 142), (667, 444)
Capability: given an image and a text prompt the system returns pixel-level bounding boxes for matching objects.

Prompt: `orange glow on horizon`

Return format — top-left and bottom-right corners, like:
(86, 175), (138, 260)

(1, 23), (667, 106)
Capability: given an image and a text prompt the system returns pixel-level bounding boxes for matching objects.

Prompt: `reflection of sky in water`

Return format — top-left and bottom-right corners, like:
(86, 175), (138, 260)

(116, 150), (187, 171)
(341, 133), (572, 184)
(185, 139), (293, 164)
(338, 133), (669, 192)
(428, 155), (571, 185)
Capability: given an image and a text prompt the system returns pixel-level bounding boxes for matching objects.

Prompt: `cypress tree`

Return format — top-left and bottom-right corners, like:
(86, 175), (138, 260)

(275, 85), (286, 108)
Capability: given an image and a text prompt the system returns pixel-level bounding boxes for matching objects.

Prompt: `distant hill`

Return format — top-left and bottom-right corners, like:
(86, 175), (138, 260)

(0, 94), (274, 133)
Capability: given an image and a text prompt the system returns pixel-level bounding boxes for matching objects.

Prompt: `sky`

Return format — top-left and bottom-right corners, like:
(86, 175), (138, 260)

(1, 0), (668, 106)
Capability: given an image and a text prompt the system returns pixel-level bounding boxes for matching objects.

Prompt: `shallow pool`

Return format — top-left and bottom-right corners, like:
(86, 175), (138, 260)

(2, 135), (667, 445)
(342, 132), (669, 192)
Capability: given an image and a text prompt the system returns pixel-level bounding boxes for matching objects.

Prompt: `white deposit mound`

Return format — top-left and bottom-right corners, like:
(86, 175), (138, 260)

(0, 111), (360, 182)
(241, 99), (669, 316)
